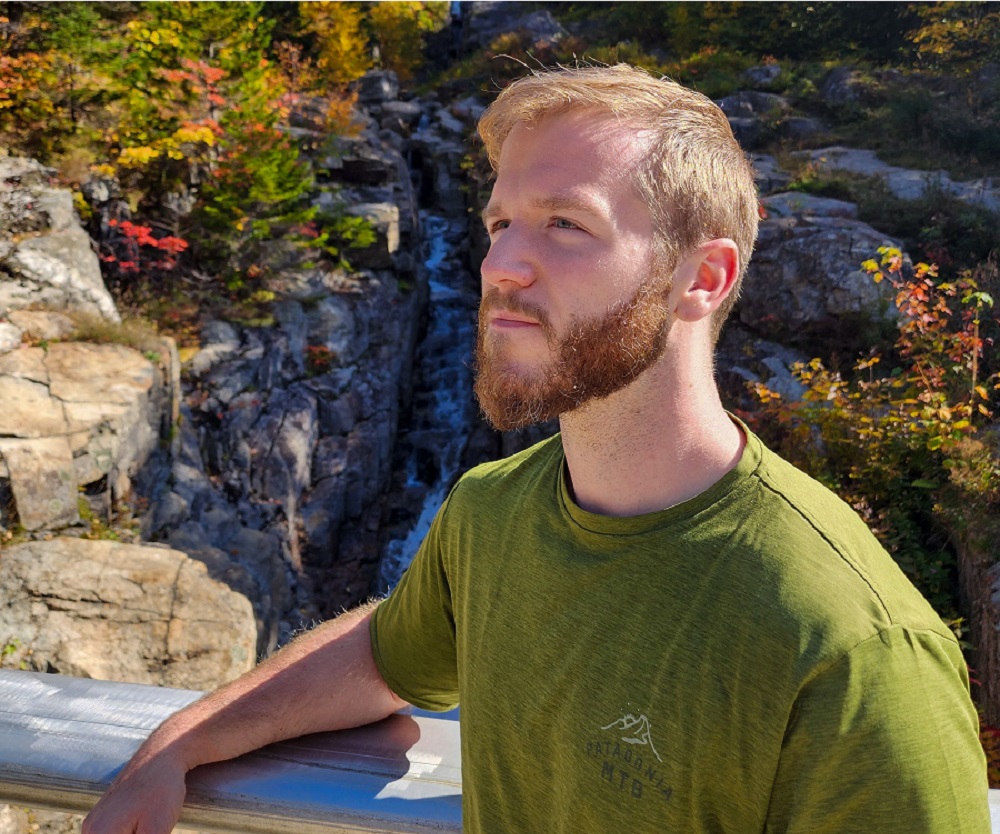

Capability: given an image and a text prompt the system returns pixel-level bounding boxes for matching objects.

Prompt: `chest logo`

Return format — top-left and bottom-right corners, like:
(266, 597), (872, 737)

(601, 713), (662, 762)
(583, 712), (673, 803)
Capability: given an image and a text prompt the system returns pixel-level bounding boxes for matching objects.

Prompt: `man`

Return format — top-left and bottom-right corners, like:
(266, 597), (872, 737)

(83, 64), (988, 834)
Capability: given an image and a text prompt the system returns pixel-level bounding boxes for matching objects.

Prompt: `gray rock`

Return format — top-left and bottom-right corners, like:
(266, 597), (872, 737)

(0, 538), (256, 688)
(344, 202), (400, 269)
(776, 116), (827, 141)
(33, 187), (77, 232)
(742, 64), (782, 87)
(2, 226), (119, 322)
(796, 146), (1000, 212)
(319, 136), (405, 187)
(0, 341), (164, 529)
(451, 95), (487, 122)
(380, 99), (424, 129)
(752, 154), (794, 195)
(355, 70), (400, 104)
(820, 67), (868, 105)
(762, 192), (858, 219)
(436, 109), (468, 137)
(717, 91), (789, 118)
(6, 309), (74, 341)
(725, 336), (810, 403)
(741, 213), (903, 337)
(0, 437), (78, 531)
(465, 4), (567, 49)
(727, 116), (767, 150)
(0, 322), (21, 354)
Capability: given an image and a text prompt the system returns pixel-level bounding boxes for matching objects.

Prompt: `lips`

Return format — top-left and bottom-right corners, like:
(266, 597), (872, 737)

(489, 311), (540, 328)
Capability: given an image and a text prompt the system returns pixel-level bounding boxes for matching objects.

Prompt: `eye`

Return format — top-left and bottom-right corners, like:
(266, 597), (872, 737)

(488, 219), (510, 234)
(551, 217), (581, 231)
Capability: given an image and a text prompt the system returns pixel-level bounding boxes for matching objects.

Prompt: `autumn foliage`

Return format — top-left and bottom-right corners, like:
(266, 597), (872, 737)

(0, 1), (447, 297)
(747, 248), (999, 619)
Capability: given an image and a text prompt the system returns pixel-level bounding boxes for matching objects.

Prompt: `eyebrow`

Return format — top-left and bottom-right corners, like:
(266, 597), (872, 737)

(481, 192), (608, 227)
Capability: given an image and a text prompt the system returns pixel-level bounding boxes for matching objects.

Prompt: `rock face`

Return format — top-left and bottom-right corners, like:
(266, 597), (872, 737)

(796, 146), (1000, 212)
(739, 192), (903, 342)
(0, 338), (172, 531)
(0, 538), (256, 689)
(0, 158), (119, 322)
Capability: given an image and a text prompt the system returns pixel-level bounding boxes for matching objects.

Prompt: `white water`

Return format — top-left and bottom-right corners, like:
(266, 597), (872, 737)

(379, 214), (479, 588)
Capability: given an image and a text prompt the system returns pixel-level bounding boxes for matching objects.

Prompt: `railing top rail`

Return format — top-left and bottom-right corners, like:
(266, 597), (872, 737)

(2, 670), (998, 832)
(0, 670), (462, 834)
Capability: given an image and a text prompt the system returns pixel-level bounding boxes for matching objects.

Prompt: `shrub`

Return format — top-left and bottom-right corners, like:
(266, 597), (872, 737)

(746, 248), (999, 620)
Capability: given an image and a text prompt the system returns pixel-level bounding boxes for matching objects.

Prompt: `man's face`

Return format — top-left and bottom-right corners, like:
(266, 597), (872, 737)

(475, 111), (673, 431)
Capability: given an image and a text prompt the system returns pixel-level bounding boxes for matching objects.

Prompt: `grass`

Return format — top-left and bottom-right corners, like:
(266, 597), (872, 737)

(64, 311), (164, 356)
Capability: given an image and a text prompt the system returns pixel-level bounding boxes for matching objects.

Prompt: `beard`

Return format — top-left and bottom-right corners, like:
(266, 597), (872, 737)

(473, 276), (673, 432)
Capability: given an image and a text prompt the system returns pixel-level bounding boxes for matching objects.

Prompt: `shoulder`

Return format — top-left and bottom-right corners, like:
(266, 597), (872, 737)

(732, 432), (956, 654)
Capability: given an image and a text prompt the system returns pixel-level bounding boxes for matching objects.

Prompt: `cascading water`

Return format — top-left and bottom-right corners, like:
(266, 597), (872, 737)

(378, 213), (480, 588)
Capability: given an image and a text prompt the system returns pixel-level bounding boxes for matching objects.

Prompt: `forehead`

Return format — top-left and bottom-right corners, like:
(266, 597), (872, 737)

(489, 111), (653, 214)
(497, 110), (652, 181)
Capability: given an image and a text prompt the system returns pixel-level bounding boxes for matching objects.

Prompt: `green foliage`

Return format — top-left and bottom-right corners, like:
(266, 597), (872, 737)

(301, 1), (373, 84)
(369, 1), (448, 82)
(908, 2), (1000, 72)
(556, 2), (920, 64)
(746, 248), (1000, 619)
(291, 212), (378, 271)
(0, 637), (29, 671)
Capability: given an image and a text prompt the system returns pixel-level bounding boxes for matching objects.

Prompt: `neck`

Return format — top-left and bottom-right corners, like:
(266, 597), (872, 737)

(558, 346), (744, 517)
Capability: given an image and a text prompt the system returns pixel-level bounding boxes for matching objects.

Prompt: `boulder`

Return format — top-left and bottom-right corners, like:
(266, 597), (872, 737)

(0, 342), (167, 531)
(344, 202), (400, 269)
(820, 67), (869, 105)
(795, 146), (1000, 212)
(465, 3), (568, 49)
(0, 158), (119, 323)
(355, 70), (400, 105)
(742, 64), (782, 87)
(739, 211), (903, 341)
(761, 192), (858, 220)
(0, 321), (20, 354)
(752, 154), (794, 195)
(0, 807), (27, 834)
(317, 135), (406, 187)
(0, 538), (256, 689)
(716, 91), (789, 118)
(776, 116), (827, 142)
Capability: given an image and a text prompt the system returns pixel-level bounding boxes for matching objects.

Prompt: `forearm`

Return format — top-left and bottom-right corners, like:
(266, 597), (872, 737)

(83, 603), (407, 834)
(134, 602), (405, 771)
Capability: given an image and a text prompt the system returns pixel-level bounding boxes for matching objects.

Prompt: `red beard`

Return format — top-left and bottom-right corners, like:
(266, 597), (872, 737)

(473, 278), (673, 431)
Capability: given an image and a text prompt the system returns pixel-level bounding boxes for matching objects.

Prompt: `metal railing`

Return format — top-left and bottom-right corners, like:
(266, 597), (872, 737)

(1, 669), (998, 833)
(0, 670), (461, 833)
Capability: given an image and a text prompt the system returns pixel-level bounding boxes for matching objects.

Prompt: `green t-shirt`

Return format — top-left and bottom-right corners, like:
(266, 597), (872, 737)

(370, 428), (989, 833)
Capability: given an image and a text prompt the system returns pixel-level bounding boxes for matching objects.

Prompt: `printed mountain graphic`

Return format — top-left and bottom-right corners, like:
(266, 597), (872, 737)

(601, 713), (662, 762)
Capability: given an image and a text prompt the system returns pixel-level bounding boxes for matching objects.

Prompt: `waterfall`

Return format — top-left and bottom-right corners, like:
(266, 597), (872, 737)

(378, 213), (480, 588)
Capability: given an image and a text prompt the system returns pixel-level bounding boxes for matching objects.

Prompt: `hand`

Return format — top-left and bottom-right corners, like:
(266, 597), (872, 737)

(82, 753), (187, 834)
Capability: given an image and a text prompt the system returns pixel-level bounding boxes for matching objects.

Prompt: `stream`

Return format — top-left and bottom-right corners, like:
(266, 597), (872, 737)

(378, 213), (480, 589)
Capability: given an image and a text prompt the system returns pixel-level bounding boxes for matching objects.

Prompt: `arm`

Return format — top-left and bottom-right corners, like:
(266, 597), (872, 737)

(82, 603), (408, 834)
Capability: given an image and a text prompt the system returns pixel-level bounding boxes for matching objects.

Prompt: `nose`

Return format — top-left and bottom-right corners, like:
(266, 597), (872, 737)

(481, 226), (537, 291)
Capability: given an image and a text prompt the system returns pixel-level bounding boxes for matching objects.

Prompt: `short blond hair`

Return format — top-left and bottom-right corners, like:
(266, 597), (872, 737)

(478, 64), (759, 342)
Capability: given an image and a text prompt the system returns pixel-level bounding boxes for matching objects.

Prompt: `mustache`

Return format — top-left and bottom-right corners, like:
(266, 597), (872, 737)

(479, 288), (553, 332)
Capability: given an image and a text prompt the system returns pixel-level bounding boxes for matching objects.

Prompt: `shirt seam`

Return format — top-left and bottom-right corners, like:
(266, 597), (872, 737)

(754, 469), (894, 625)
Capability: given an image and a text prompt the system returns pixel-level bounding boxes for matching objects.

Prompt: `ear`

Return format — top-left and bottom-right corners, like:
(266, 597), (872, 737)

(671, 239), (740, 323)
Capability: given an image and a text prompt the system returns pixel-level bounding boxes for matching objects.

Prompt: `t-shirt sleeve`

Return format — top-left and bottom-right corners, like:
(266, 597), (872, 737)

(764, 625), (990, 833)
(370, 492), (460, 712)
